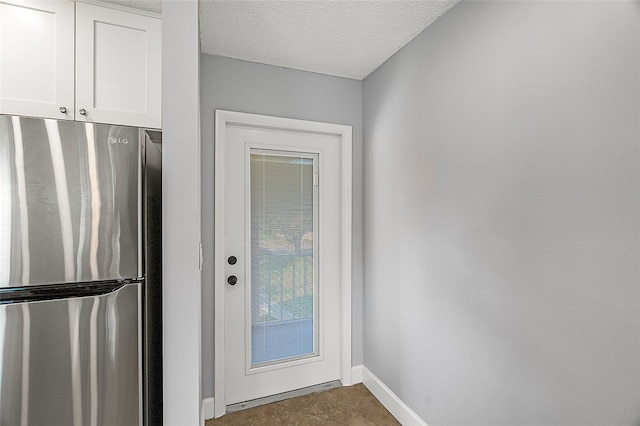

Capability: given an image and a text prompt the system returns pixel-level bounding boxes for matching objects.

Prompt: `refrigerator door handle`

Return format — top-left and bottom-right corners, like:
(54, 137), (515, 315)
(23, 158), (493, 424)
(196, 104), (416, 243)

(0, 279), (140, 305)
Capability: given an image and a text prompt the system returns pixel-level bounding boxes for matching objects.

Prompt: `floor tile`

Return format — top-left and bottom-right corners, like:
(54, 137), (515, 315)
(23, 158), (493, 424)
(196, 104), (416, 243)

(250, 406), (305, 426)
(298, 414), (342, 425)
(206, 383), (400, 425)
(277, 391), (321, 412)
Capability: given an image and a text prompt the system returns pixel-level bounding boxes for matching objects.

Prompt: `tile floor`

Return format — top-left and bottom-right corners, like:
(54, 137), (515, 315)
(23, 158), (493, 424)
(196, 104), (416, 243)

(205, 384), (401, 425)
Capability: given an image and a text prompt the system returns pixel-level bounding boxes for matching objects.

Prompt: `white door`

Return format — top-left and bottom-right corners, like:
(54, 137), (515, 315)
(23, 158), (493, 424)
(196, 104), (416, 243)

(216, 112), (352, 411)
(0, 0), (74, 120)
(75, 3), (161, 128)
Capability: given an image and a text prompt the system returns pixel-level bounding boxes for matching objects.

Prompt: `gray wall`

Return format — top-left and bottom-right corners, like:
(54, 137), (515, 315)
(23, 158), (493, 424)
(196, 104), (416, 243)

(362, 1), (640, 425)
(200, 54), (363, 398)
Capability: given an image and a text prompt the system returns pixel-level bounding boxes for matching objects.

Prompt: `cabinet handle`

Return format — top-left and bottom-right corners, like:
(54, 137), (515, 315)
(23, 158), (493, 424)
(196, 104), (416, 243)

(59, 106), (67, 114)
(79, 108), (87, 116)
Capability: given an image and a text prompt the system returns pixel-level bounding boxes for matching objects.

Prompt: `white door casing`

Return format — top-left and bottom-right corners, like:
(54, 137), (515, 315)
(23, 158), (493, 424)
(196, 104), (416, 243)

(214, 111), (352, 417)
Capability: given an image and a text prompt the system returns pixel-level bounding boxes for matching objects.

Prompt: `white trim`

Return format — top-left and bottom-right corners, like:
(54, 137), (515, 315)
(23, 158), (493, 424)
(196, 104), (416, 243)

(340, 122), (353, 386)
(202, 397), (215, 421)
(362, 366), (428, 426)
(214, 110), (353, 417)
(75, 0), (162, 18)
(213, 111), (227, 417)
(350, 365), (363, 384)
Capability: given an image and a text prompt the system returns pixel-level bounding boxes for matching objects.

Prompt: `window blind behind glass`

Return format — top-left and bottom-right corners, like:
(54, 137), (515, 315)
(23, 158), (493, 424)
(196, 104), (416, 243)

(250, 152), (315, 366)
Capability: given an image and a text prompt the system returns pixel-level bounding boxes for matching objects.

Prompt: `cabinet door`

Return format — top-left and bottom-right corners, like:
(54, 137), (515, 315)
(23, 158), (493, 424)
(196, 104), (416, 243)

(0, 0), (74, 120)
(75, 3), (161, 129)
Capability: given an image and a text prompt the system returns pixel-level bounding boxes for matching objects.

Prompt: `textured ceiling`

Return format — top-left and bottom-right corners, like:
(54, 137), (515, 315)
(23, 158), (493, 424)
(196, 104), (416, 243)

(199, 0), (460, 80)
(96, 0), (460, 80)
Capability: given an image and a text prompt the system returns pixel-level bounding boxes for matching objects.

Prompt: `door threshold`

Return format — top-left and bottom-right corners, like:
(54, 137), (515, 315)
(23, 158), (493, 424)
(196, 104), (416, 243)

(226, 380), (342, 413)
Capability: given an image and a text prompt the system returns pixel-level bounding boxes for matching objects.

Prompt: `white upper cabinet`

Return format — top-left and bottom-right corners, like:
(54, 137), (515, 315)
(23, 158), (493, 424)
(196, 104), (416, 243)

(76, 3), (161, 128)
(0, 0), (75, 120)
(0, 1), (161, 128)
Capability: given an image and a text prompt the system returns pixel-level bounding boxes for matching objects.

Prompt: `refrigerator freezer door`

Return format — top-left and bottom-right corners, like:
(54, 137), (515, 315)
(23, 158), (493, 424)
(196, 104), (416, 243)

(0, 282), (141, 426)
(0, 115), (142, 287)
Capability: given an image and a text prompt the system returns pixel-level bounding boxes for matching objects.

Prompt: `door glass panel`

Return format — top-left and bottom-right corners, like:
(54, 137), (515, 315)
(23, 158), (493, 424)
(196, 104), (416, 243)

(249, 151), (318, 367)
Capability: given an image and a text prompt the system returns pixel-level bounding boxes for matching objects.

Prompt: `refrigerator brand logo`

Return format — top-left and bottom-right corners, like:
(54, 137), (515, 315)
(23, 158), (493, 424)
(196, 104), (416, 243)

(108, 136), (129, 145)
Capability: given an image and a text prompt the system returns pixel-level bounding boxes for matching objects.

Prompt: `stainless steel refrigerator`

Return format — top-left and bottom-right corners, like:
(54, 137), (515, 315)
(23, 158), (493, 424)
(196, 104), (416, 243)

(0, 115), (162, 426)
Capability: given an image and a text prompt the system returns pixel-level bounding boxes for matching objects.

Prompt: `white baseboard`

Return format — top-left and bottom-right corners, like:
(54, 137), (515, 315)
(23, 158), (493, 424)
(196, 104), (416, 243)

(361, 366), (428, 426)
(351, 365), (363, 384)
(202, 397), (215, 421)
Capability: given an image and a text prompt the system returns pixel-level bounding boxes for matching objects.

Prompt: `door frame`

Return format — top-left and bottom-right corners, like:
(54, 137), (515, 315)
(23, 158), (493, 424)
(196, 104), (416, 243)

(213, 110), (353, 417)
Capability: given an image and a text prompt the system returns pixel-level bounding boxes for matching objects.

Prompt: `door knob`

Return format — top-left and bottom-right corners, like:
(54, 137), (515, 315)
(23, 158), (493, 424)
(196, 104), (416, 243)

(227, 275), (238, 285)
(228, 256), (237, 265)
